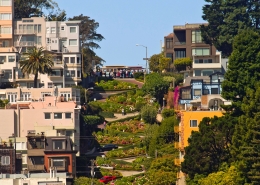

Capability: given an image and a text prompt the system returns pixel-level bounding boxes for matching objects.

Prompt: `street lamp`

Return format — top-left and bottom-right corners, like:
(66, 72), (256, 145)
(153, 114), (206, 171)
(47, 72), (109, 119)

(136, 44), (148, 80)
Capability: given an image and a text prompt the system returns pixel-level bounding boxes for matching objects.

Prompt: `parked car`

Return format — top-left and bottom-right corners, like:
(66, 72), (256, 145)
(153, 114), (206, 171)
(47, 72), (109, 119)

(99, 144), (118, 151)
(99, 176), (116, 183)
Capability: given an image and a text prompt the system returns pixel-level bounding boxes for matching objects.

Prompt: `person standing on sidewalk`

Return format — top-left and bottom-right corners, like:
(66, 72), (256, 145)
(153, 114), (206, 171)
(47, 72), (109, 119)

(122, 108), (125, 116)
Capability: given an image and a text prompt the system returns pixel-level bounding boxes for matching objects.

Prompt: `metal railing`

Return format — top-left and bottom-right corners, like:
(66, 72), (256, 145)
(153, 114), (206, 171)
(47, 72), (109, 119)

(14, 41), (36, 47)
(14, 30), (37, 34)
(174, 42), (186, 45)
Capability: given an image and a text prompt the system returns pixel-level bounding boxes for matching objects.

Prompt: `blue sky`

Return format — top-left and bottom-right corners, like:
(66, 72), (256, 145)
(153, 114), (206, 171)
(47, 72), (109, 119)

(55, 0), (206, 67)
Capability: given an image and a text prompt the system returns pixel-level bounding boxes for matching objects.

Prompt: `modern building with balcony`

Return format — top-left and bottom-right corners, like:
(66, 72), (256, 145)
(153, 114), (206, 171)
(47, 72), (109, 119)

(26, 131), (77, 176)
(164, 23), (227, 76)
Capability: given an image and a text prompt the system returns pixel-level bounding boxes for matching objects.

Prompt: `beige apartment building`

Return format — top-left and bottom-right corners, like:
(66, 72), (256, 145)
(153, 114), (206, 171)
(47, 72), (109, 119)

(0, 1), (82, 89)
(0, 0), (14, 53)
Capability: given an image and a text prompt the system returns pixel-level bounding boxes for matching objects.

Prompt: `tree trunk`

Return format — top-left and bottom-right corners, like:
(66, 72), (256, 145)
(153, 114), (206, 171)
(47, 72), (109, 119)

(34, 72), (38, 88)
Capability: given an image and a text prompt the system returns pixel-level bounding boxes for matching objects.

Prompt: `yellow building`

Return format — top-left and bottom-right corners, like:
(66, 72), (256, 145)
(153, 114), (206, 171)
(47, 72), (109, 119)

(0, 0), (14, 52)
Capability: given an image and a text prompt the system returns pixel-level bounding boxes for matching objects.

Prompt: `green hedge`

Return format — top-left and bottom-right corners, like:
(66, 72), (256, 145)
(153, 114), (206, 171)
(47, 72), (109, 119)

(99, 111), (115, 118)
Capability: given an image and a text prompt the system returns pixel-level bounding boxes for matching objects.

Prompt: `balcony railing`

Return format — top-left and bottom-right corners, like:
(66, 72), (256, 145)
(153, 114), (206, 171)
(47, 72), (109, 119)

(174, 42), (186, 45)
(27, 165), (45, 171)
(14, 41), (36, 47)
(174, 158), (184, 166)
(174, 142), (179, 149)
(14, 30), (37, 34)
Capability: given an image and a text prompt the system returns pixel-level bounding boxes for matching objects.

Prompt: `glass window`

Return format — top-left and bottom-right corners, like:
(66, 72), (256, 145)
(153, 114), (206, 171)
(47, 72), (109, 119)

(53, 140), (65, 150)
(0, 56), (6, 63)
(203, 89), (209, 95)
(47, 38), (50, 44)
(51, 27), (56, 33)
(54, 113), (62, 119)
(46, 27), (50, 33)
(166, 38), (173, 49)
(0, 13), (11, 20)
(190, 120), (198, 127)
(202, 70), (214, 76)
(1, 27), (11, 34)
(70, 27), (76, 33)
(45, 113), (51, 119)
(211, 88), (219, 94)
(4, 70), (12, 79)
(37, 36), (42, 45)
(69, 39), (77, 46)
(194, 70), (201, 76)
(175, 50), (186, 59)
(64, 57), (69, 63)
(77, 70), (81, 78)
(70, 57), (75, 63)
(66, 130), (73, 136)
(166, 53), (173, 63)
(61, 26), (64, 31)
(194, 89), (201, 96)
(192, 48), (210, 56)
(0, 0), (11, 6)
(65, 113), (71, 119)
(52, 159), (64, 167)
(77, 57), (80, 63)
(192, 30), (202, 43)
(1, 156), (10, 165)
(181, 89), (191, 99)
(71, 70), (75, 77)
(8, 56), (15, 62)
(38, 25), (41, 33)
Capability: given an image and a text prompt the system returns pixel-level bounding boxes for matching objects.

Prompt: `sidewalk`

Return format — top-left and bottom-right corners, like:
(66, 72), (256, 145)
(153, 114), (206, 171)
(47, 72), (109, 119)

(106, 112), (140, 122)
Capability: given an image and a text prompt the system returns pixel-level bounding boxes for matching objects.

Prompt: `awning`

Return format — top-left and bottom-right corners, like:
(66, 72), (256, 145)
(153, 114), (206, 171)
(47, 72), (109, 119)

(190, 99), (201, 104)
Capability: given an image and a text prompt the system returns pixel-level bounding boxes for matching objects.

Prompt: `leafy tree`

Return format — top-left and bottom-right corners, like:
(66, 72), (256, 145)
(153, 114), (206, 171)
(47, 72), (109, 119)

(0, 99), (9, 109)
(196, 164), (244, 185)
(14, 0), (60, 19)
(142, 73), (169, 101)
(181, 115), (236, 178)
(149, 52), (171, 72)
(140, 104), (157, 124)
(148, 116), (178, 156)
(69, 15), (105, 73)
(47, 9), (67, 21)
(147, 155), (179, 184)
(74, 177), (103, 185)
(19, 47), (53, 88)
(161, 108), (175, 119)
(143, 124), (160, 154)
(149, 53), (160, 72)
(200, 0), (260, 57)
(83, 115), (104, 125)
(158, 54), (171, 72)
(222, 29), (260, 116)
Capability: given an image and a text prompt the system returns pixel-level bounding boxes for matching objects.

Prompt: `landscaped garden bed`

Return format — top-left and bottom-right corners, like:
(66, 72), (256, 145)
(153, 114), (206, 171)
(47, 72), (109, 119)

(95, 80), (138, 90)
(105, 147), (146, 158)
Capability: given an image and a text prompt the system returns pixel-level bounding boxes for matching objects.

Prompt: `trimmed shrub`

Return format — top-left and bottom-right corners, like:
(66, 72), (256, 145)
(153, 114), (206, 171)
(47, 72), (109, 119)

(99, 111), (115, 118)
(83, 115), (104, 125)
(161, 109), (175, 119)
(141, 105), (157, 124)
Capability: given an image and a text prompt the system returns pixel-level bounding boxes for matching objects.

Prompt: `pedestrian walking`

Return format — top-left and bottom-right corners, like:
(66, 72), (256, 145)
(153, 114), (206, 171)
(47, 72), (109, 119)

(122, 108), (125, 116)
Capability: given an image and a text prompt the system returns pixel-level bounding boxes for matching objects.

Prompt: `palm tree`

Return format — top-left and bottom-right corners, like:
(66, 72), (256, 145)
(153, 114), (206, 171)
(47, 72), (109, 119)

(19, 47), (54, 88)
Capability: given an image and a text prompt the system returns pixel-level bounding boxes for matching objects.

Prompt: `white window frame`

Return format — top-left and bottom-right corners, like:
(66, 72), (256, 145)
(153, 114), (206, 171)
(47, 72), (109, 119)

(51, 27), (56, 33)
(54, 113), (62, 119)
(193, 89), (201, 96)
(70, 27), (76, 33)
(0, 13), (11, 20)
(44, 112), (51, 119)
(0, 0), (11, 6)
(69, 39), (77, 46)
(1, 156), (10, 165)
(190, 120), (198, 127)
